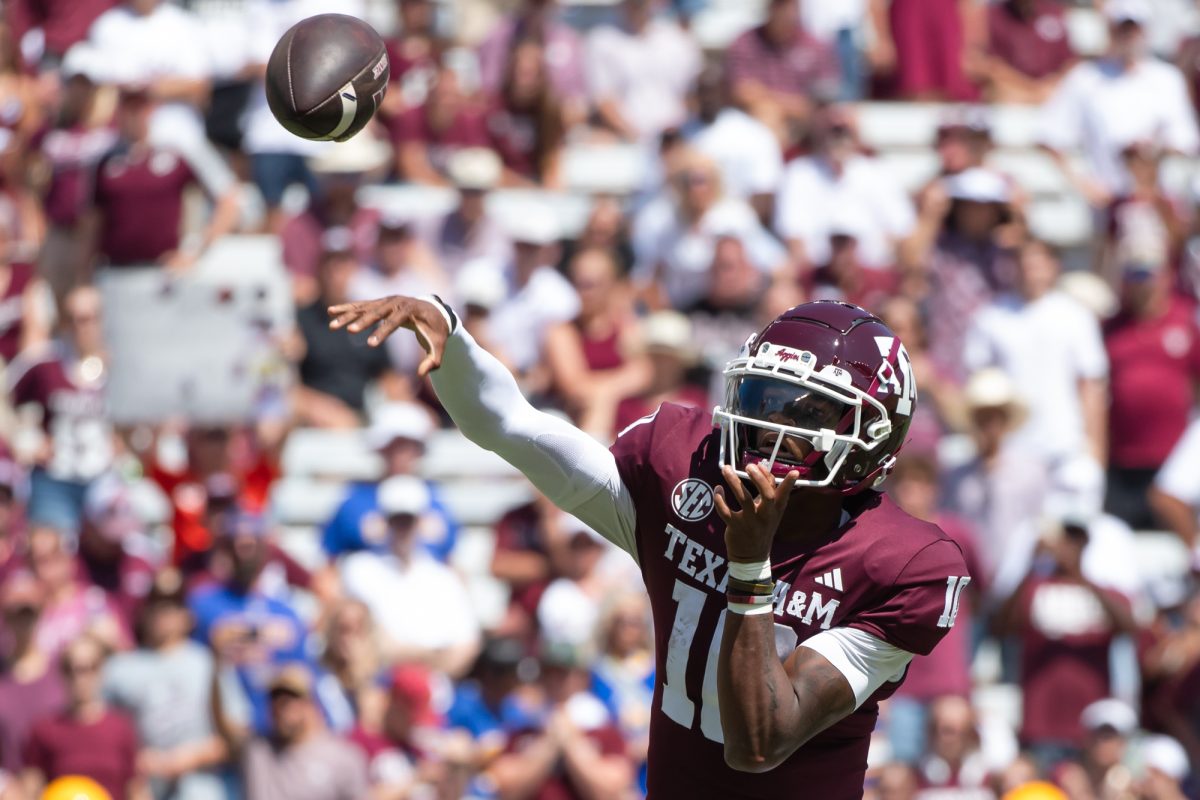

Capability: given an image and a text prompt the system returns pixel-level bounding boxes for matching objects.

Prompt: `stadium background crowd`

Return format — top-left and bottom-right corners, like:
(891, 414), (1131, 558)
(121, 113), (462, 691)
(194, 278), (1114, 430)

(0, 0), (1198, 798)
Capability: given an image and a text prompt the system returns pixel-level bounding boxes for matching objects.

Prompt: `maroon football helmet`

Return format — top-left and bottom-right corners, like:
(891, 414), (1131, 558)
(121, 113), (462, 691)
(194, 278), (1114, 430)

(712, 301), (917, 494)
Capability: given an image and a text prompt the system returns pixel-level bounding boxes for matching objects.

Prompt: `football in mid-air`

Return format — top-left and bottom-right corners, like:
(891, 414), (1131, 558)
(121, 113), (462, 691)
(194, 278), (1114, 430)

(265, 13), (389, 142)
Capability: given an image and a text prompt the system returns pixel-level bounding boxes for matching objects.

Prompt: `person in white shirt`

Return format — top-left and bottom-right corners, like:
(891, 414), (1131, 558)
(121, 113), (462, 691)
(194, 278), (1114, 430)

(586, 0), (701, 142)
(340, 475), (481, 679)
(964, 238), (1109, 476)
(773, 104), (915, 271)
(1149, 417), (1200, 565)
(487, 210), (581, 377)
(680, 65), (784, 220)
(86, 0), (212, 147)
(1038, 0), (1199, 204)
(632, 149), (786, 309)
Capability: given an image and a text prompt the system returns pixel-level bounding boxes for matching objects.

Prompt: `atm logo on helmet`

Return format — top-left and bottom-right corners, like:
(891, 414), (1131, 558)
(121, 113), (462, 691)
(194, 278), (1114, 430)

(873, 337), (916, 416)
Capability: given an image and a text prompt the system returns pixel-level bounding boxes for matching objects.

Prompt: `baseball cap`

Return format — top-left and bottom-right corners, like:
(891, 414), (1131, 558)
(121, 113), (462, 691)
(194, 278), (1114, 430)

(448, 148), (502, 191)
(827, 202), (872, 242)
(455, 259), (508, 311)
(1080, 698), (1138, 736)
(389, 663), (439, 725)
(61, 44), (104, 83)
(937, 105), (991, 137)
(268, 663), (315, 699)
(640, 311), (698, 364)
(1106, 0), (1151, 25)
(538, 638), (589, 669)
(964, 368), (1027, 421)
(308, 134), (392, 175)
(83, 474), (141, 541)
(943, 168), (1011, 204)
(377, 210), (413, 234)
(478, 636), (527, 671)
(377, 475), (431, 518)
(367, 402), (433, 450)
(503, 210), (560, 247)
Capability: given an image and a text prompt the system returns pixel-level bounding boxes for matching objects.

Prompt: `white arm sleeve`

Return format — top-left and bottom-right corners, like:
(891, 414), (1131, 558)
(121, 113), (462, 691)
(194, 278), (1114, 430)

(428, 310), (639, 560)
(800, 627), (914, 709)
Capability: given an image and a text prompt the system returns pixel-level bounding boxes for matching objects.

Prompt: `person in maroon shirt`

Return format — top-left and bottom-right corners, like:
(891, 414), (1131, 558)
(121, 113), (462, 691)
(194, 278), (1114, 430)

(489, 639), (634, 800)
(885, 0), (979, 101)
(0, 572), (66, 777)
(486, 39), (567, 188)
(329, 297), (971, 799)
(975, 0), (1075, 104)
(1103, 259), (1200, 529)
(6, 0), (114, 69)
(392, 65), (489, 187)
(8, 285), (112, 534)
(996, 522), (1137, 767)
(89, 86), (239, 271)
(21, 634), (141, 800)
(380, 0), (446, 118)
(723, 0), (839, 146)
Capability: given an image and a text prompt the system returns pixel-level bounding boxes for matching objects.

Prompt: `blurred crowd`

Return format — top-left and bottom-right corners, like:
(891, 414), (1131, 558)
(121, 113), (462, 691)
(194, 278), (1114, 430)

(0, 0), (1197, 799)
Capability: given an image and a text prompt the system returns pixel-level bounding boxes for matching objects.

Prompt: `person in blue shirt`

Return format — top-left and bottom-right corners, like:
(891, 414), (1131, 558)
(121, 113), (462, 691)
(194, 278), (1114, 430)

(445, 637), (540, 749)
(322, 401), (459, 562)
(189, 510), (326, 733)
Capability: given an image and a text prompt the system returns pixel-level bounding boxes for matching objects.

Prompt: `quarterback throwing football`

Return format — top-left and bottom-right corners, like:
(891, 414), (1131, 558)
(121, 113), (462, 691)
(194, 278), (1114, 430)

(329, 296), (970, 799)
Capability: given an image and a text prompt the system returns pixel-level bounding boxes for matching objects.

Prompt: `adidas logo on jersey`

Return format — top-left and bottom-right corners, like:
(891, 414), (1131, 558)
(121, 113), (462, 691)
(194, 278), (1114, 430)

(813, 568), (843, 592)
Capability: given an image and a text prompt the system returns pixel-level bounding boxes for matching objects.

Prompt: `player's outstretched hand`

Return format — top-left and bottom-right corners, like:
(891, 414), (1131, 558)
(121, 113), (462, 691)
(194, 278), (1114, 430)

(328, 295), (450, 377)
(715, 462), (799, 563)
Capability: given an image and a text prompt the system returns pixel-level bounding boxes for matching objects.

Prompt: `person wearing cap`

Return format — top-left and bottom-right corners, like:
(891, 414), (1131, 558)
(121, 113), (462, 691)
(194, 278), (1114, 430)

(488, 636), (634, 799)
(964, 238), (1109, 478)
(903, 166), (1019, 385)
(1038, 0), (1199, 204)
(775, 103), (915, 273)
(33, 42), (118, 308)
(76, 475), (155, 630)
(187, 509), (315, 735)
(292, 228), (405, 429)
(722, 0), (839, 145)
(632, 147), (785, 309)
(941, 367), (1047, 582)
(536, 512), (626, 649)
(414, 147), (511, 280)
(87, 75), (239, 272)
(321, 401), (459, 564)
(975, 0), (1075, 104)
(543, 247), (651, 438)
(1103, 237), (1200, 531)
(21, 634), (143, 800)
(340, 474), (480, 678)
(486, 205), (580, 378)
(346, 663), (442, 797)
(612, 310), (707, 433)
(994, 508), (1138, 765)
(1135, 735), (1191, 799)
(103, 568), (228, 799)
(1052, 698), (1139, 799)
(9, 285), (113, 536)
(0, 572), (68, 780)
(210, 659), (368, 800)
(584, 0), (700, 143)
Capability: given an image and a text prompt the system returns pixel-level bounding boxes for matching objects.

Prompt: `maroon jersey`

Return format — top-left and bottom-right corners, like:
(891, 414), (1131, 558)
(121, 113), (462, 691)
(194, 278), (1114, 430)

(8, 343), (111, 482)
(0, 261), (34, 363)
(35, 124), (118, 227)
(610, 404), (969, 799)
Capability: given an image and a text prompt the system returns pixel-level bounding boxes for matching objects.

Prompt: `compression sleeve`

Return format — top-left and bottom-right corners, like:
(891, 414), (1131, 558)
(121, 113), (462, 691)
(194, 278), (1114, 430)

(426, 301), (639, 561)
(799, 627), (914, 709)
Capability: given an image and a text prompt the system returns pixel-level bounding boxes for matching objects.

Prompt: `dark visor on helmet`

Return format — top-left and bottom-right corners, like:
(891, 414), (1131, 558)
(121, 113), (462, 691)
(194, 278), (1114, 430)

(729, 376), (852, 467)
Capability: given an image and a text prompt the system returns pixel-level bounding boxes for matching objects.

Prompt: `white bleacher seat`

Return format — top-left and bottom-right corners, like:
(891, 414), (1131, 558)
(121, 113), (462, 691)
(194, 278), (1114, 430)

(281, 428), (382, 481)
(989, 150), (1072, 197)
(690, 2), (764, 51)
(876, 151), (940, 195)
(987, 105), (1044, 151)
(358, 184), (458, 221)
(562, 142), (649, 196)
(437, 480), (533, 526)
(270, 477), (348, 526)
(423, 430), (521, 480)
(857, 103), (1044, 152)
(1028, 195), (1094, 247)
(359, 185), (594, 237)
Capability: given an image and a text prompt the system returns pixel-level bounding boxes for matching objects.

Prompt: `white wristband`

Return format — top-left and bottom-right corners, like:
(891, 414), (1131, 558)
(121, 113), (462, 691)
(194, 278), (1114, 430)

(728, 601), (775, 616)
(418, 294), (457, 333)
(728, 561), (772, 582)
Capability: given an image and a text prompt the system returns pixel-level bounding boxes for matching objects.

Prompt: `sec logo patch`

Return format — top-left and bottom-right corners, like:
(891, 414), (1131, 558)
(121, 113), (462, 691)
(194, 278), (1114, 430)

(672, 478), (714, 521)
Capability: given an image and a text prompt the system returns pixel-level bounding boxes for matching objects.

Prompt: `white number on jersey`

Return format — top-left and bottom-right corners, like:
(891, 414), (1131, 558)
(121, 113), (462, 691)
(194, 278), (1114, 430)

(660, 578), (798, 743)
(937, 576), (971, 629)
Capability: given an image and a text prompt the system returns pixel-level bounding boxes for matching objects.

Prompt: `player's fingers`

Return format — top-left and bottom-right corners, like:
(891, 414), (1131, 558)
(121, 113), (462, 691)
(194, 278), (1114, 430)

(775, 470), (801, 509)
(746, 461), (776, 503)
(327, 303), (365, 330)
(348, 304), (392, 334)
(713, 486), (734, 524)
(366, 308), (408, 347)
(720, 464), (748, 507)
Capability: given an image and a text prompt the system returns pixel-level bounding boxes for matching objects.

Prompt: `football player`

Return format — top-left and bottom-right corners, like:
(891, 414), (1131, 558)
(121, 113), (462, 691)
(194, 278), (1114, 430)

(329, 295), (970, 799)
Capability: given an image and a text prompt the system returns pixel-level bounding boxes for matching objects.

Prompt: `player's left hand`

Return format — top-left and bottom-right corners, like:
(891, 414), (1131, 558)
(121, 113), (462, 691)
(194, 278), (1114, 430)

(715, 462), (799, 563)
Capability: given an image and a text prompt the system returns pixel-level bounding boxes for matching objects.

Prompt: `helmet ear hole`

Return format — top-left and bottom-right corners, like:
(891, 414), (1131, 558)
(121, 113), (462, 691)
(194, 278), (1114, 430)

(867, 419), (892, 441)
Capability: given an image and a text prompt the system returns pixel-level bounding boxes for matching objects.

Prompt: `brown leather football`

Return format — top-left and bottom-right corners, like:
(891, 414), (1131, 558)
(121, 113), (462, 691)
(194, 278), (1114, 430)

(265, 14), (389, 142)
